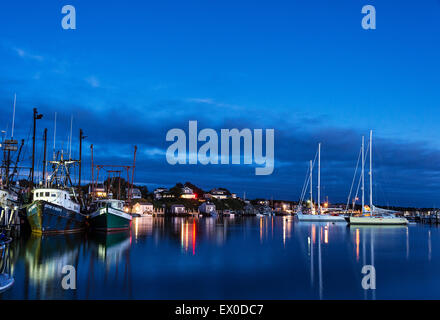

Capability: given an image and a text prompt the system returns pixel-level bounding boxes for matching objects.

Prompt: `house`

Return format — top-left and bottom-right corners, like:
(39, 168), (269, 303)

(199, 202), (216, 215)
(126, 188), (142, 199)
(133, 202), (154, 215)
(180, 186), (196, 199)
(170, 204), (186, 215)
(205, 188), (229, 200)
(154, 187), (167, 198)
(90, 185), (112, 199)
(154, 188), (175, 200)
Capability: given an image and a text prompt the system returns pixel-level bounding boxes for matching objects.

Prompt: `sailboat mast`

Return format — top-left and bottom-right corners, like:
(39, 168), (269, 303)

(369, 130), (373, 211)
(318, 143), (321, 213)
(310, 160), (313, 209)
(361, 136), (365, 214)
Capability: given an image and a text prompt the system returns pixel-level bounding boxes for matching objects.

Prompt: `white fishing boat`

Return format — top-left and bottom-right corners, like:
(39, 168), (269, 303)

(296, 143), (346, 223)
(346, 131), (408, 226)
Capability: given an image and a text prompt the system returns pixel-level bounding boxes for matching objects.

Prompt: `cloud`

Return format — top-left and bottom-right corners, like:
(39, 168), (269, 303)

(85, 76), (100, 88)
(0, 80), (439, 207)
(13, 47), (44, 62)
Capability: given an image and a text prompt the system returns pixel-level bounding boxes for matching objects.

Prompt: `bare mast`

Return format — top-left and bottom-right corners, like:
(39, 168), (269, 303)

(361, 136), (365, 214)
(310, 160), (313, 213)
(317, 143), (321, 214)
(369, 130), (373, 212)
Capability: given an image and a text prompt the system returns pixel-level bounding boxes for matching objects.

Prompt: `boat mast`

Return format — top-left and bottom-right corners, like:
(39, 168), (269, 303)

(11, 94), (16, 139)
(53, 112), (57, 160)
(317, 143), (321, 214)
(361, 136), (365, 215)
(369, 130), (373, 212)
(310, 160), (313, 213)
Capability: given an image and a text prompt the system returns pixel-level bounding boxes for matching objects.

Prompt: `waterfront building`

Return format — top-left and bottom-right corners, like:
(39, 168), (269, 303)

(170, 204), (186, 215)
(199, 202), (216, 215)
(133, 202), (154, 215)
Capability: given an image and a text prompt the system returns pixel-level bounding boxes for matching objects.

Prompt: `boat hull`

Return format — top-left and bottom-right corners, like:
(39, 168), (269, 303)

(89, 207), (132, 232)
(348, 216), (408, 225)
(26, 200), (85, 235)
(296, 214), (346, 222)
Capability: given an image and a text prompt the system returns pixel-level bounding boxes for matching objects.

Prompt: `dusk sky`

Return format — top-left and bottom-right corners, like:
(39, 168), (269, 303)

(1, 0), (439, 207)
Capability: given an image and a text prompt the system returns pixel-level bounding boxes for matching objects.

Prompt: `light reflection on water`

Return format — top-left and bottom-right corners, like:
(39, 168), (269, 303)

(1, 216), (440, 299)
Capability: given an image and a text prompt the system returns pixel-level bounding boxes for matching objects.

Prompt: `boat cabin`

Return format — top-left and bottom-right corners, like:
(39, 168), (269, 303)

(33, 188), (80, 213)
(95, 199), (125, 211)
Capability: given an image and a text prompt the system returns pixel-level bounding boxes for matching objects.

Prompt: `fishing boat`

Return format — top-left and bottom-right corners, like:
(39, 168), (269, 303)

(296, 143), (346, 223)
(1, 95), (25, 232)
(88, 199), (132, 232)
(26, 153), (86, 234)
(346, 131), (408, 226)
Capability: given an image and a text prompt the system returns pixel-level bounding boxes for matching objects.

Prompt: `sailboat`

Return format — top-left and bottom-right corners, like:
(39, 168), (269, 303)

(346, 131), (408, 225)
(296, 143), (346, 222)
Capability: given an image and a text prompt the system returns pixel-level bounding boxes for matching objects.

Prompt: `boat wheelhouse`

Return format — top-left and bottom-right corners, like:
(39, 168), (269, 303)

(88, 199), (132, 232)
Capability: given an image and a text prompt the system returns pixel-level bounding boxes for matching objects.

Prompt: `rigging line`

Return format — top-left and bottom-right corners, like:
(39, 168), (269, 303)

(299, 147), (319, 206)
(346, 146), (362, 211)
(352, 140), (370, 210)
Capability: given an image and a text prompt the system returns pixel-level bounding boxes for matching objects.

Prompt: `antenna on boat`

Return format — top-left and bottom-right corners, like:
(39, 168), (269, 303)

(11, 94), (16, 139)
(369, 130), (373, 213)
(317, 143), (321, 214)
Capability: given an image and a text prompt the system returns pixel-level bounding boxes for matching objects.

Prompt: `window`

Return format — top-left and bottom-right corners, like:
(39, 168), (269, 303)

(65, 194), (67, 199)
(45, 192), (50, 197)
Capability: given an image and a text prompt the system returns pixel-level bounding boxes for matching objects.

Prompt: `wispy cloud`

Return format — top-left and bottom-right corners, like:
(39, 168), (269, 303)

(85, 76), (100, 88)
(13, 47), (43, 62)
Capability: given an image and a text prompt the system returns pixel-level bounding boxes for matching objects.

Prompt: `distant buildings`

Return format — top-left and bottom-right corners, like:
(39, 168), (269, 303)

(204, 188), (229, 200)
(170, 204), (186, 215)
(89, 185), (112, 199)
(126, 188), (142, 199)
(133, 201), (153, 214)
(180, 186), (197, 199)
(199, 202), (216, 215)
(154, 187), (175, 200)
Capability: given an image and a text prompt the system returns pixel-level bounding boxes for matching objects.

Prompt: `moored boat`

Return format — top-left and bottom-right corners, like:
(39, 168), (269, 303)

(346, 214), (408, 225)
(26, 153), (86, 234)
(296, 143), (346, 223)
(27, 188), (85, 234)
(296, 211), (346, 222)
(88, 199), (132, 232)
(346, 131), (408, 226)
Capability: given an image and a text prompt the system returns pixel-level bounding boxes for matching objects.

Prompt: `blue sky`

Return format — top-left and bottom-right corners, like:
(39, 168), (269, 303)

(0, 0), (440, 207)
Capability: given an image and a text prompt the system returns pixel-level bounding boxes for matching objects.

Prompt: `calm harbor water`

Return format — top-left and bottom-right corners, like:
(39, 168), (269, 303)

(1, 216), (439, 299)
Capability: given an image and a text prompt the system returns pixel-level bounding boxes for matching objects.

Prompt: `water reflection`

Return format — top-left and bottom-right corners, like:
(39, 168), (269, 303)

(1, 217), (437, 299)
